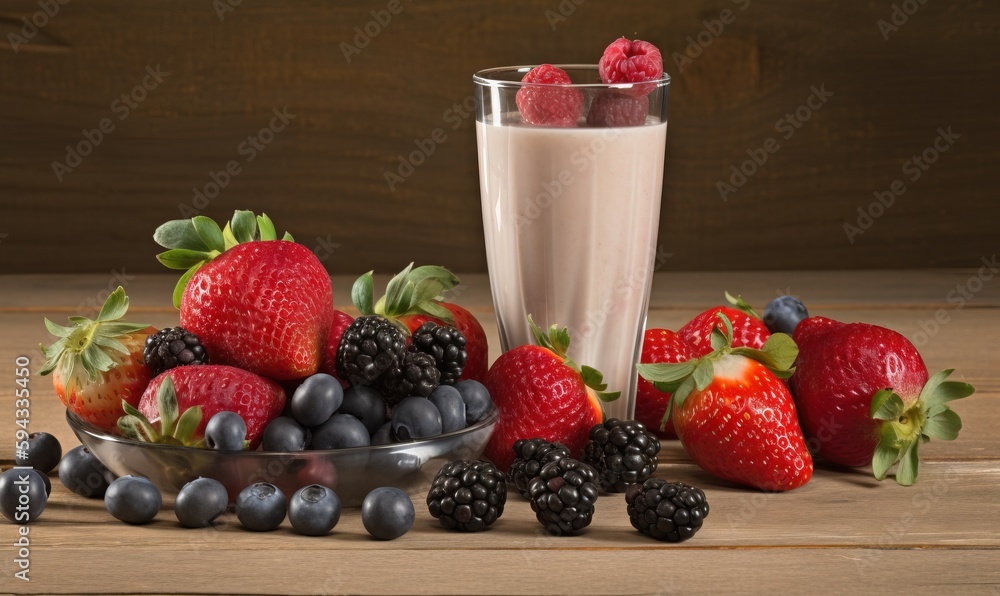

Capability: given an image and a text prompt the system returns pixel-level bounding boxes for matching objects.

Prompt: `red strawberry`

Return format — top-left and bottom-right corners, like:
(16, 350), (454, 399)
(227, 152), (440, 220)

(483, 317), (613, 471)
(598, 38), (663, 96)
(515, 64), (583, 127)
(39, 287), (155, 431)
(352, 264), (489, 383)
(635, 328), (696, 440)
(678, 293), (770, 356)
(155, 211), (334, 381)
(128, 365), (286, 449)
(639, 314), (812, 491)
(791, 316), (974, 485)
(319, 309), (355, 387)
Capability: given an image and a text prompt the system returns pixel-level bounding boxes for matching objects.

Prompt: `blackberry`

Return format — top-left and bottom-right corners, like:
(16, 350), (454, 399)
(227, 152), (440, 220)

(625, 478), (709, 543)
(508, 438), (571, 499)
(336, 315), (407, 386)
(426, 460), (506, 531)
(143, 327), (208, 376)
(409, 322), (467, 385)
(377, 351), (440, 406)
(582, 418), (660, 493)
(527, 458), (599, 536)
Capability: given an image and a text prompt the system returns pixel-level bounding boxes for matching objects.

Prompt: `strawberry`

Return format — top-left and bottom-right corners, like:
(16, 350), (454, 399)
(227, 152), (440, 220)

(678, 292), (770, 357)
(351, 264), (489, 382)
(482, 317), (615, 471)
(319, 309), (355, 388)
(154, 211), (334, 381)
(791, 316), (974, 485)
(635, 328), (696, 440)
(639, 314), (812, 491)
(39, 287), (155, 431)
(120, 365), (286, 449)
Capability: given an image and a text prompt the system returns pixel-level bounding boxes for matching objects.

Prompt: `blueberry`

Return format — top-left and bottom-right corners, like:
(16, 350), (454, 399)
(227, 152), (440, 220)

(15, 432), (62, 474)
(0, 468), (48, 523)
(288, 484), (341, 536)
(291, 373), (344, 427)
(58, 445), (115, 498)
(105, 475), (161, 524)
(762, 295), (810, 336)
(391, 397), (443, 441)
(428, 385), (467, 433)
(339, 386), (387, 434)
(262, 417), (308, 452)
(310, 414), (371, 450)
(454, 380), (492, 424)
(204, 411), (247, 451)
(175, 477), (229, 528)
(371, 422), (395, 446)
(33, 469), (52, 497)
(361, 487), (414, 540)
(236, 482), (286, 531)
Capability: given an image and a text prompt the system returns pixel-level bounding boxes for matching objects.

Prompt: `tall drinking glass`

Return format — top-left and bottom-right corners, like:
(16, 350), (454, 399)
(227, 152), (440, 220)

(474, 65), (669, 421)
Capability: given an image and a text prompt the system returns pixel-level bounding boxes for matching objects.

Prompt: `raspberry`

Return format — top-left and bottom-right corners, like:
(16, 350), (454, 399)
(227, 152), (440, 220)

(598, 38), (663, 96)
(515, 64), (583, 127)
(586, 90), (648, 127)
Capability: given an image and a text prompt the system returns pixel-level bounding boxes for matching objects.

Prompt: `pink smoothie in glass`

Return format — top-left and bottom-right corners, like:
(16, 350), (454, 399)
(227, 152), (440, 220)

(477, 114), (667, 420)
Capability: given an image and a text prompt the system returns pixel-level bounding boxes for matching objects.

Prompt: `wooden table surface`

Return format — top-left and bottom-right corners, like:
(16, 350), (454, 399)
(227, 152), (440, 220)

(1, 271), (998, 595)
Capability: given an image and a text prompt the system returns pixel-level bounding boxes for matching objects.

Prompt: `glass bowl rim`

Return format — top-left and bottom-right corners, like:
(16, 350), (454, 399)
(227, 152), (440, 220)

(66, 404), (500, 457)
(473, 64), (670, 90)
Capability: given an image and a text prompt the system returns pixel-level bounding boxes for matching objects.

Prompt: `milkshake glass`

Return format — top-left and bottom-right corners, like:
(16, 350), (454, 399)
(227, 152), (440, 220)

(474, 65), (669, 421)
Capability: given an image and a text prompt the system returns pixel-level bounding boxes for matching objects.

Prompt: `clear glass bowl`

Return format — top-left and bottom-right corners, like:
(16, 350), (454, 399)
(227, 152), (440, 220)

(67, 407), (498, 507)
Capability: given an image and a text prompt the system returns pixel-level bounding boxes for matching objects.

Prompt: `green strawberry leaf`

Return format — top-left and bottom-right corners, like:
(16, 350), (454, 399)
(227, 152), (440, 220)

(710, 327), (728, 352)
(922, 408), (962, 441)
(692, 359), (714, 391)
(120, 400), (159, 442)
(91, 335), (128, 356)
(222, 222), (239, 250)
(256, 214), (278, 241)
(174, 405), (203, 444)
(872, 440), (900, 481)
(83, 344), (115, 374)
(154, 219), (210, 252)
(870, 389), (906, 421)
(156, 249), (210, 271)
(97, 287), (129, 322)
(414, 301), (453, 321)
(231, 210), (258, 243)
(192, 216), (226, 252)
(172, 261), (202, 309)
(895, 440), (920, 486)
(408, 265), (460, 291)
(636, 361), (696, 385)
(156, 376), (179, 438)
(672, 375), (697, 409)
(731, 333), (798, 373)
(725, 291), (760, 318)
(920, 369), (975, 409)
(410, 278), (448, 310)
(597, 391), (620, 402)
(383, 263), (414, 315)
(580, 365), (608, 392)
(282, 231), (294, 241)
(43, 318), (73, 338)
(352, 271), (376, 316)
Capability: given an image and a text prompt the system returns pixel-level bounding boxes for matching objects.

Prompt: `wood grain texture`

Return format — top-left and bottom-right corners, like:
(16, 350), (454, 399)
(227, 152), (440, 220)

(1, 1), (998, 275)
(0, 271), (998, 594)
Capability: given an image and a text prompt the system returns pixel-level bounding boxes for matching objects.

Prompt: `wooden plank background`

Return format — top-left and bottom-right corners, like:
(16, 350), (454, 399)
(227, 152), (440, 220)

(0, 0), (997, 275)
